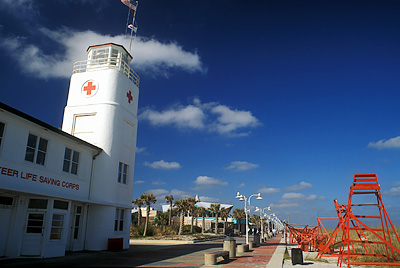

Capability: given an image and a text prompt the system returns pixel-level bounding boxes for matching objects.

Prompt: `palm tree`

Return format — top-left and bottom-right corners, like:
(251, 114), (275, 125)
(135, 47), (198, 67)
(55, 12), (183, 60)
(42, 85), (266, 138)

(187, 197), (198, 233)
(133, 197), (145, 226)
(197, 207), (207, 233)
(174, 198), (189, 235)
(232, 208), (245, 234)
(154, 211), (169, 226)
(141, 193), (157, 236)
(209, 203), (221, 234)
(220, 207), (232, 235)
(165, 195), (174, 225)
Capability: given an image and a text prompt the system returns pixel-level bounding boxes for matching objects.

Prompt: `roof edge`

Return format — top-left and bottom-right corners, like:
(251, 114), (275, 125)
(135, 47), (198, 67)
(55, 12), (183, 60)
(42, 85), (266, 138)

(0, 102), (102, 154)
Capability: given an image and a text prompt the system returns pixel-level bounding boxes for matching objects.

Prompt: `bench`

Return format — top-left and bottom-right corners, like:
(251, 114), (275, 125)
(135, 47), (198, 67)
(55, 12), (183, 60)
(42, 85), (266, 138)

(249, 241), (255, 250)
(237, 244), (249, 253)
(204, 250), (229, 265)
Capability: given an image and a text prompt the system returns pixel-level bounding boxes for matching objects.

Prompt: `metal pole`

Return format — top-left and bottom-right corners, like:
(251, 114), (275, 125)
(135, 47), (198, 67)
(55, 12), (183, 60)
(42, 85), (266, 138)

(245, 196), (249, 244)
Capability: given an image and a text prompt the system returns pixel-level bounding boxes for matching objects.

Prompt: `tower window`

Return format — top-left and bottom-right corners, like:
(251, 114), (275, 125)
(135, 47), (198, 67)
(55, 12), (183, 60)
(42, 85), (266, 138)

(25, 134), (48, 165)
(63, 148), (80, 175)
(114, 208), (124, 231)
(0, 122), (4, 147)
(118, 162), (128, 184)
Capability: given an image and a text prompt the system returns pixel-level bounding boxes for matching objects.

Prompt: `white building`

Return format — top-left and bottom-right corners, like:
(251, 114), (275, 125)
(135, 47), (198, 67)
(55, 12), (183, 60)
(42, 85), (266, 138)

(0, 43), (139, 258)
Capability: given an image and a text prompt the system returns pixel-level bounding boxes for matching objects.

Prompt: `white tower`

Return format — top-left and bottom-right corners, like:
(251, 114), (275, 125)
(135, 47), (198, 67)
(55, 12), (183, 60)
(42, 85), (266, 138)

(62, 43), (139, 250)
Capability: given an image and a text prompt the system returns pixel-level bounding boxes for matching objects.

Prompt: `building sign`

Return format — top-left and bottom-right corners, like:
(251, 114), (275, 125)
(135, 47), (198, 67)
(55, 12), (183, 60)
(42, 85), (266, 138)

(0, 165), (80, 191)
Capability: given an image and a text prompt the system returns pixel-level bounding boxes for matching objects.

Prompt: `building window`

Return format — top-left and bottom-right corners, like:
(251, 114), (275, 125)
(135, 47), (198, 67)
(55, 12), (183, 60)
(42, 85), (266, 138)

(73, 206), (82, 240)
(26, 213), (45, 234)
(63, 148), (80, 175)
(50, 214), (64, 240)
(118, 162), (128, 184)
(28, 199), (48, 209)
(0, 195), (13, 206)
(0, 122), (5, 147)
(54, 200), (69, 210)
(25, 133), (48, 165)
(114, 209), (124, 231)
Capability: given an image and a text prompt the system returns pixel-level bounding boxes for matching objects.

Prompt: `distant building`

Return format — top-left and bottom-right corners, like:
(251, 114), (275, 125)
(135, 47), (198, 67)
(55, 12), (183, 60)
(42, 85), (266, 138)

(0, 43), (139, 258)
(161, 195), (234, 233)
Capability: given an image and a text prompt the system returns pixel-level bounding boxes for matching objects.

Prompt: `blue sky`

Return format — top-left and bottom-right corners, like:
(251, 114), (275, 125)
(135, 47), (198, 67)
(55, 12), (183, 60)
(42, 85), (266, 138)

(1, 0), (400, 226)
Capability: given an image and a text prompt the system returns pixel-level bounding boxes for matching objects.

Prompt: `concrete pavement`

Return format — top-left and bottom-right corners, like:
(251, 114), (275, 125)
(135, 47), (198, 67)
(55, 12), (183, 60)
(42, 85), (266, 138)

(0, 234), (285, 267)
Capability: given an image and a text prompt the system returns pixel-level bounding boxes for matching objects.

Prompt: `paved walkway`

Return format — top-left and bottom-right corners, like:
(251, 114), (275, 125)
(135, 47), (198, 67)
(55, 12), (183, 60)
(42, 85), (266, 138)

(0, 234), (284, 267)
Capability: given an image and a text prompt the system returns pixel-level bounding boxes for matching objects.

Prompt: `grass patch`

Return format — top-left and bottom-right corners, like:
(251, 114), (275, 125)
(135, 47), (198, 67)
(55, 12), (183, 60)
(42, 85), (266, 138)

(305, 256), (329, 263)
(283, 248), (291, 260)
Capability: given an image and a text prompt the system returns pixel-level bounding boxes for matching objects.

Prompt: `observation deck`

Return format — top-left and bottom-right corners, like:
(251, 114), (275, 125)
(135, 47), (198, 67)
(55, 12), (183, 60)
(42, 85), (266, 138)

(72, 57), (140, 88)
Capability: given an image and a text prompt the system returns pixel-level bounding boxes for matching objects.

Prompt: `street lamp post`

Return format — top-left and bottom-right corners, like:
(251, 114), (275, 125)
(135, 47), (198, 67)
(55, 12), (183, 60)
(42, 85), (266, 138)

(235, 192), (262, 244)
(255, 206), (270, 240)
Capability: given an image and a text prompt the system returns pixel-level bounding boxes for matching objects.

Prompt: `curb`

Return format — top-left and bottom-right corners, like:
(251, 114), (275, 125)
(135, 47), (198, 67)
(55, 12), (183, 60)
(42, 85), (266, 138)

(265, 237), (286, 268)
(130, 236), (226, 245)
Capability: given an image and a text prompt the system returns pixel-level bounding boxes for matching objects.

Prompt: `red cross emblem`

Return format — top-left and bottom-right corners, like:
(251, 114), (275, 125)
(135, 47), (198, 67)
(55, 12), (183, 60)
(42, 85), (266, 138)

(82, 80), (98, 97)
(127, 90), (133, 104)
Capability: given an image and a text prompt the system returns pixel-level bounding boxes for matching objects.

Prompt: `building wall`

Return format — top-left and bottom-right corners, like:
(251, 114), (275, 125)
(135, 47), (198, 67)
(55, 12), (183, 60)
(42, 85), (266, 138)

(0, 106), (102, 258)
(0, 43), (140, 258)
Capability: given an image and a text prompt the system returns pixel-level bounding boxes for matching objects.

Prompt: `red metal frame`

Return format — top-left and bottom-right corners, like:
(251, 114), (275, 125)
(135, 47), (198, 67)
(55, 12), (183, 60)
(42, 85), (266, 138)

(285, 223), (320, 251)
(317, 174), (400, 267)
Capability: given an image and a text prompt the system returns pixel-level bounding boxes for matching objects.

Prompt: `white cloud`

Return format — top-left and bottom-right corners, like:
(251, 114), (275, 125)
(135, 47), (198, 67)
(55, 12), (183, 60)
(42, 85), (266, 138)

(0, 0), (36, 15)
(226, 161), (259, 171)
(286, 181), (312, 191)
(152, 180), (166, 185)
(135, 147), (147, 154)
(259, 187), (281, 194)
(384, 187), (400, 197)
(194, 176), (228, 186)
(237, 183), (245, 188)
(139, 105), (205, 129)
(144, 188), (168, 197)
(198, 196), (222, 203)
(0, 28), (205, 79)
(210, 105), (260, 136)
(271, 202), (301, 209)
(170, 189), (193, 199)
(368, 136), (400, 149)
(282, 192), (318, 200)
(134, 180), (145, 184)
(140, 98), (261, 137)
(144, 160), (181, 170)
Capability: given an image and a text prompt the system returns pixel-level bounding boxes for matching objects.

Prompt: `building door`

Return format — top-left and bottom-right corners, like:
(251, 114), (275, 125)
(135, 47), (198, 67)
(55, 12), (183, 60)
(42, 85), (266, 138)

(20, 212), (46, 256)
(0, 195), (14, 257)
(68, 204), (83, 251)
(21, 198), (48, 256)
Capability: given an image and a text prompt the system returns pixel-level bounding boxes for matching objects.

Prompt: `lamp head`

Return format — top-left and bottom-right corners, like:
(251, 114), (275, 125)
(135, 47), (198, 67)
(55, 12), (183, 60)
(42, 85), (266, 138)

(267, 206), (271, 211)
(256, 193), (262, 200)
(235, 192), (243, 199)
(239, 197), (244, 201)
(255, 207), (260, 212)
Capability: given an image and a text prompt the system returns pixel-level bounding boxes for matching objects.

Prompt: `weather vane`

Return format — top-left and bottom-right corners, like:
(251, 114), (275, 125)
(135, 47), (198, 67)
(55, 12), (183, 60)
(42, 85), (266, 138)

(121, 0), (139, 52)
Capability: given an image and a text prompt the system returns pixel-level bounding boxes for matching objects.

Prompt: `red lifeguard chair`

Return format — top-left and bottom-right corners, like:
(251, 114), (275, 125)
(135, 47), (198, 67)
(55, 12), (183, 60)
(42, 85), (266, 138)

(317, 174), (400, 267)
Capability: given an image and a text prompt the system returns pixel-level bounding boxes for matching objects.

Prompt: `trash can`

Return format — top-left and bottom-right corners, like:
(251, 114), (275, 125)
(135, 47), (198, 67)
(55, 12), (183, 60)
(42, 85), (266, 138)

(291, 248), (303, 265)
(253, 234), (260, 246)
(223, 237), (236, 258)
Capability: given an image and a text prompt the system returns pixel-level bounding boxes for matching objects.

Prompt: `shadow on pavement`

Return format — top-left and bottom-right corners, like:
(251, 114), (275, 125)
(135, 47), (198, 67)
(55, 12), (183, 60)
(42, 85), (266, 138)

(0, 240), (224, 267)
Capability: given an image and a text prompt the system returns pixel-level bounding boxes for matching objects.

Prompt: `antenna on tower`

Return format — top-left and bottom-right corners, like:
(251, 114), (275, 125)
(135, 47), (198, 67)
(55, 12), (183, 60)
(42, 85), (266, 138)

(121, 0), (139, 53)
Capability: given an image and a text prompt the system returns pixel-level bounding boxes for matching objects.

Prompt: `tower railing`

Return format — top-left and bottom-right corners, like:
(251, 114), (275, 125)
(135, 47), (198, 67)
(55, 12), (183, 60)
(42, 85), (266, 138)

(72, 57), (140, 87)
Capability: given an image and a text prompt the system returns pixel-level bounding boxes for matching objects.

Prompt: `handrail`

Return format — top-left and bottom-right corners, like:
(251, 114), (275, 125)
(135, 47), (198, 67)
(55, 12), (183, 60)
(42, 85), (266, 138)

(72, 57), (140, 87)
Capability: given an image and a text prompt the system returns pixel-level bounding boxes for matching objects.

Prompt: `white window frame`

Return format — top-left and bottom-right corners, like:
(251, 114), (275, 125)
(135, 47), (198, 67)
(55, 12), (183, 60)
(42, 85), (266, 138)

(118, 162), (128, 184)
(114, 208), (125, 232)
(0, 122), (5, 148)
(63, 147), (80, 175)
(50, 213), (65, 240)
(25, 133), (48, 165)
